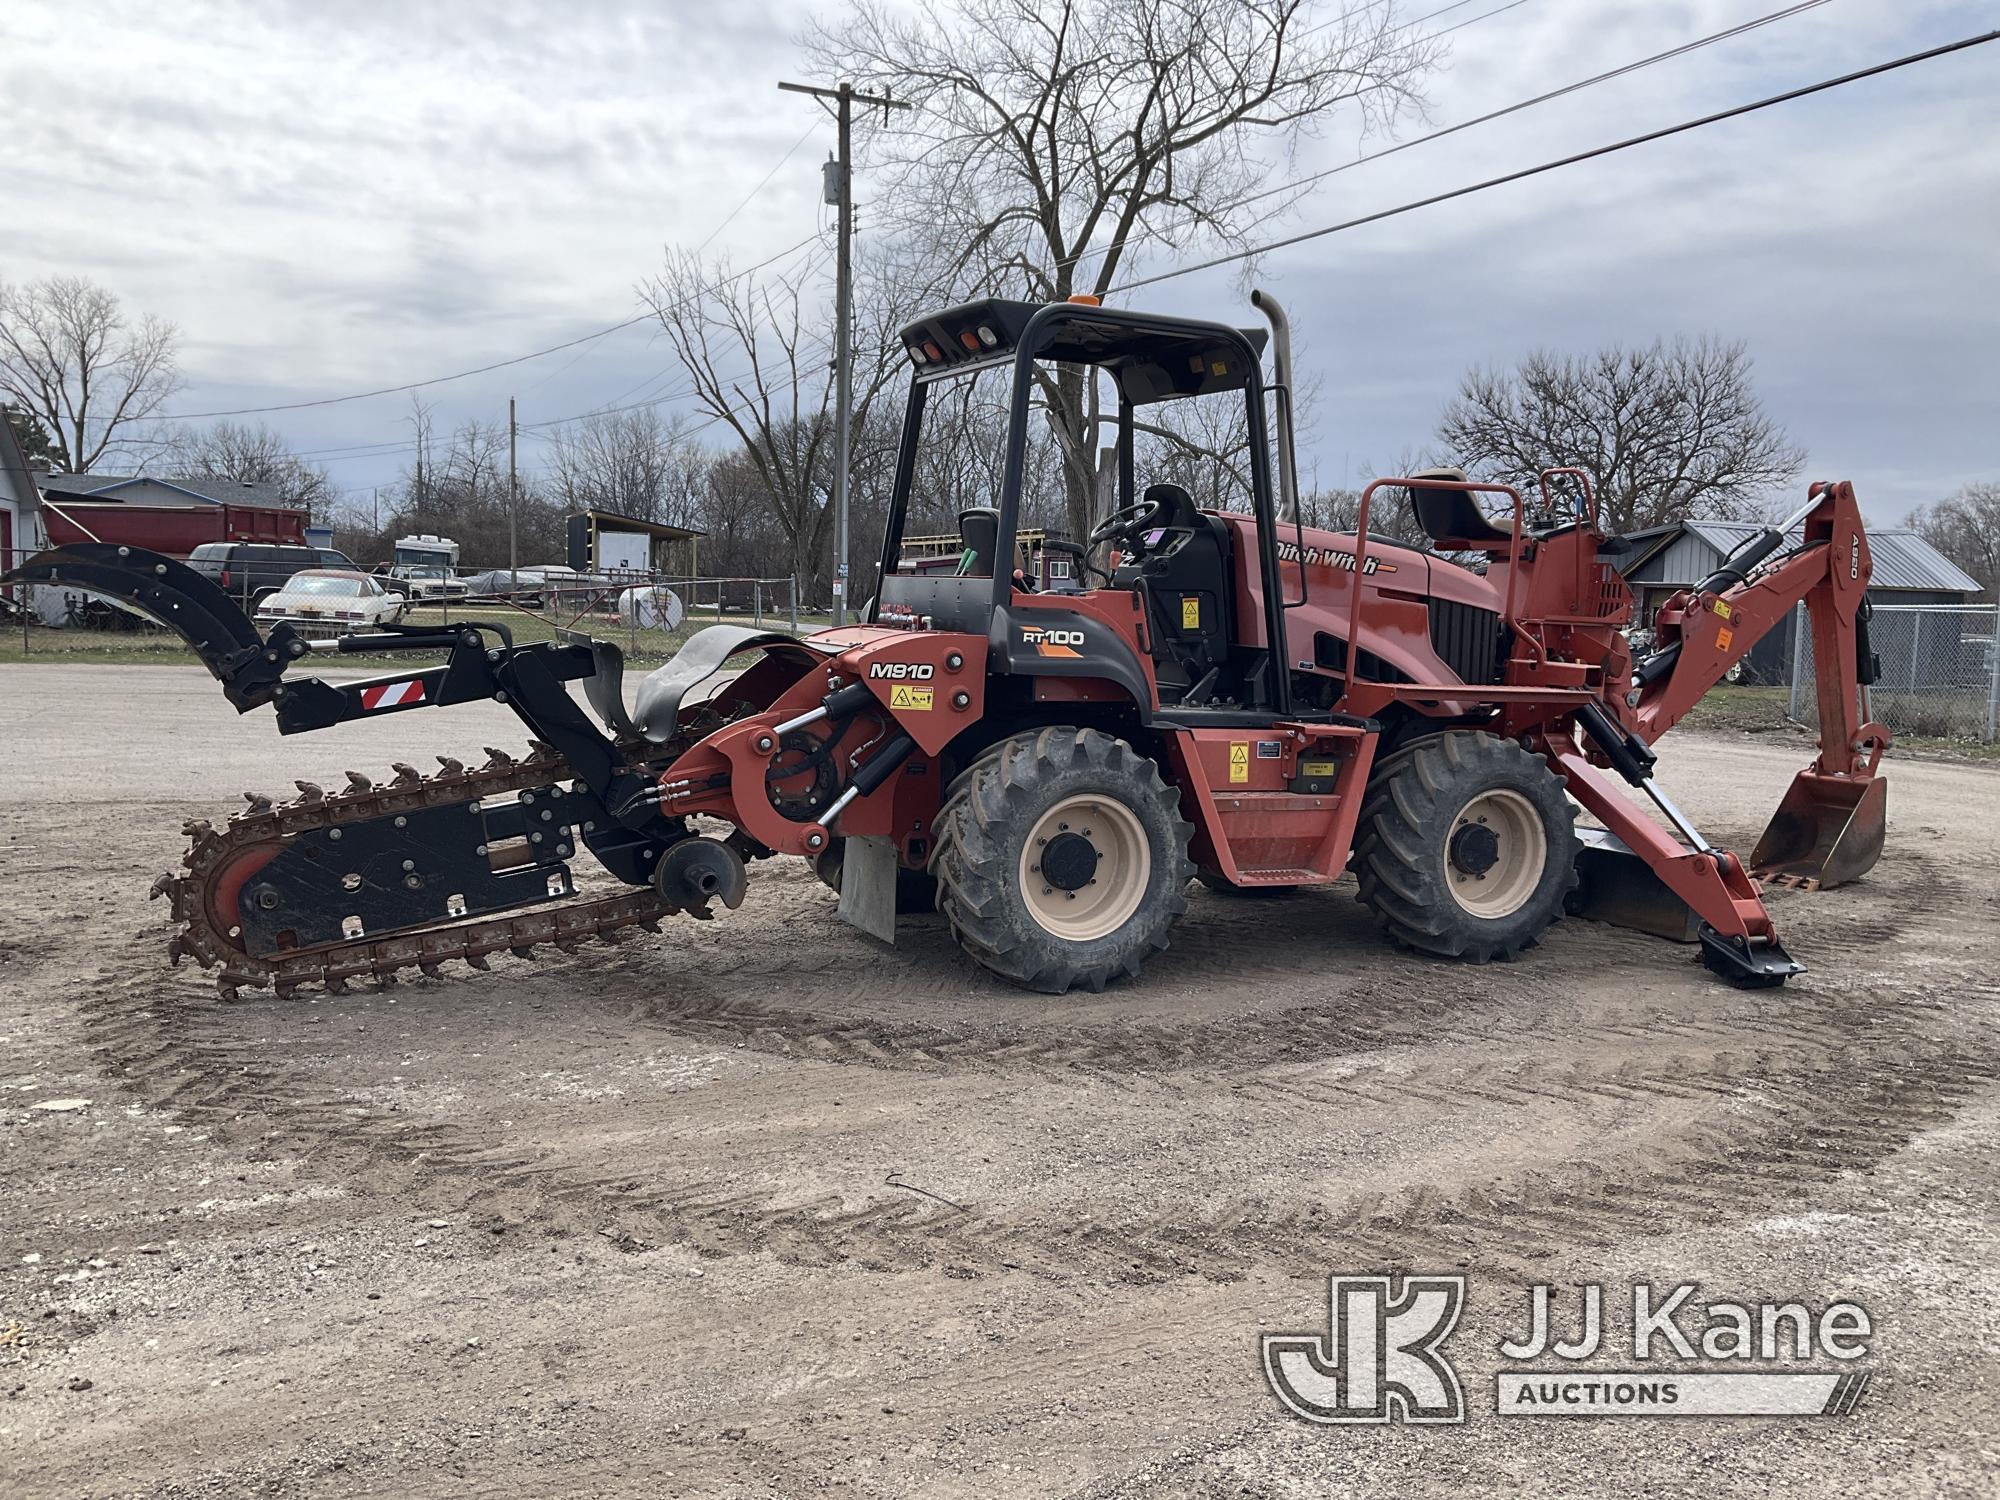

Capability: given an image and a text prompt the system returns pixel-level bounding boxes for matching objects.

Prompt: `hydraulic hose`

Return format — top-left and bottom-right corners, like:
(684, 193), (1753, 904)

(1695, 527), (1786, 596)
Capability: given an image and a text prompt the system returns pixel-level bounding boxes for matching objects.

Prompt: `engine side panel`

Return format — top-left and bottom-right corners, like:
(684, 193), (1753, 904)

(1216, 513), (1498, 698)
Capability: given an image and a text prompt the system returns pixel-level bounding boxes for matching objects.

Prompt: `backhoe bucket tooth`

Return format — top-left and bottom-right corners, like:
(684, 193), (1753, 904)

(1750, 771), (1887, 890)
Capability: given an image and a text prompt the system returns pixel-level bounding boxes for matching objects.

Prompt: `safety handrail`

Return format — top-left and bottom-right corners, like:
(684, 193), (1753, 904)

(1535, 466), (1599, 528)
(1536, 467), (1602, 620)
(1342, 475), (1529, 706)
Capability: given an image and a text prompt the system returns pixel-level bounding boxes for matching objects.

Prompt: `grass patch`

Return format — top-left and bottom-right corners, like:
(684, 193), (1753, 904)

(10, 620), (1994, 765)
(1677, 682), (2000, 763)
(0, 602), (833, 670)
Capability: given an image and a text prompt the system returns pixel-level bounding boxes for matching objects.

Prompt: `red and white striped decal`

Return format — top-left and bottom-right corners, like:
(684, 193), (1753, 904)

(360, 679), (427, 712)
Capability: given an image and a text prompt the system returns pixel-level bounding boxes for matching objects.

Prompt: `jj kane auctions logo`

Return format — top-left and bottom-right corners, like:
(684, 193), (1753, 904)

(1264, 1276), (1875, 1423)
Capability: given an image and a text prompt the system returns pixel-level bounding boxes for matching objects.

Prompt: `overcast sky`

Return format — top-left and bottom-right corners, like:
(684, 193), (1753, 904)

(4, 0), (1993, 525)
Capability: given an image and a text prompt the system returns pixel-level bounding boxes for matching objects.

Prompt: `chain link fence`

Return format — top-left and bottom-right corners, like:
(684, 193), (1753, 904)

(1789, 601), (2000, 743)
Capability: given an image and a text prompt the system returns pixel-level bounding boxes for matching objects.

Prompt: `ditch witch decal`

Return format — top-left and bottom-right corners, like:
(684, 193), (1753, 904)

(1264, 1275), (1876, 1424)
(1275, 540), (1396, 575)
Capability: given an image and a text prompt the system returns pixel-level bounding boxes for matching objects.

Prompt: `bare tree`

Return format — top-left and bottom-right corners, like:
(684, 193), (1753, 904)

(809, 0), (1438, 541)
(162, 419), (338, 520)
(367, 418), (541, 566)
(640, 249), (916, 601)
(404, 396), (439, 520)
(547, 407), (708, 528)
(1437, 338), (1804, 535)
(0, 275), (182, 473)
(1294, 485), (1431, 547)
(1908, 482), (2000, 600)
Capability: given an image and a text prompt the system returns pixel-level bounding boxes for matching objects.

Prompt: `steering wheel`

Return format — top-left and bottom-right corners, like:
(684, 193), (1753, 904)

(1087, 493), (1171, 554)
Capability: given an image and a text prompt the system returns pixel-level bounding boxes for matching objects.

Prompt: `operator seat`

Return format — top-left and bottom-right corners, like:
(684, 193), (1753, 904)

(1406, 466), (1516, 554)
(1127, 483), (1237, 703)
(955, 506), (1000, 578)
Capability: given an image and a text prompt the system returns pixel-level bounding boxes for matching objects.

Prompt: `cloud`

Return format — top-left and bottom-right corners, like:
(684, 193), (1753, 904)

(1, 0), (1990, 521)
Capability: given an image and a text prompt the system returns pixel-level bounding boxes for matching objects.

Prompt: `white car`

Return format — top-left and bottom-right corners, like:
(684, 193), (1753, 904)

(255, 570), (407, 633)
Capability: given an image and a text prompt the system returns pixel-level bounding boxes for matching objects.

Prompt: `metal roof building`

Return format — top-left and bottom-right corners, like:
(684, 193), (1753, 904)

(1621, 518), (1979, 608)
(35, 472), (294, 509)
(1618, 517), (1983, 685)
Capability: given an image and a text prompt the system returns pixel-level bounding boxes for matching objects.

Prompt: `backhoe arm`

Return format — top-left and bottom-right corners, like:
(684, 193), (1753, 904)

(1624, 481), (1889, 888)
(1628, 481), (1884, 757)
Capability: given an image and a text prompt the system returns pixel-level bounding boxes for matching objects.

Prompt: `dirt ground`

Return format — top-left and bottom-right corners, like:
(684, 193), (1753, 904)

(1, 664), (1996, 1498)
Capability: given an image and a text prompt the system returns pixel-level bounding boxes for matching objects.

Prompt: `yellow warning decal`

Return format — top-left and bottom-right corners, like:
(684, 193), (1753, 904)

(1229, 742), (1250, 783)
(1713, 601), (1733, 619)
(1715, 627), (1735, 652)
(889, 685), (934, 711)
(1181, 596), (1200, 630)
(1300, 759), (1338, 777)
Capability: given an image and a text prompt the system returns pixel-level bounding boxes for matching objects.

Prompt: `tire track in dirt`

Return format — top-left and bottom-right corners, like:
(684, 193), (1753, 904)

(75, 907), (2000, 1285)
(1761, 848), (1964, 960)
(572, 852), (1971, 1077)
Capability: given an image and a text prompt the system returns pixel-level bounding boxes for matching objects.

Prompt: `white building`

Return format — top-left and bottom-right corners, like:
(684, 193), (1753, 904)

(0, 412), (58, 624)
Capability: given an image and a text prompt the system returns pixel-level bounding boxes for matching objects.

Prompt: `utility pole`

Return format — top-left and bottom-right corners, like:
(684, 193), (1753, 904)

(778, 77), (909, 627)
(508, 397), (519, 590)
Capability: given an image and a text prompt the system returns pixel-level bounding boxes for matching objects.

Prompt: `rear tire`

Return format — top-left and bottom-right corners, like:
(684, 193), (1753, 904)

(1353, 730), (1578, 963)
(930, 726), (1193, 993)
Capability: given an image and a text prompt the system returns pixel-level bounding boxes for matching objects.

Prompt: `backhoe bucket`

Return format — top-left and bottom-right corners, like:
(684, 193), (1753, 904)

(1749, 770), (1886, 890)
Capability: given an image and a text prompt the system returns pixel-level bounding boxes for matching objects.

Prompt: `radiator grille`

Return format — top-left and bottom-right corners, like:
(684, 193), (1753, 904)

(1428, 598), (1505, 685)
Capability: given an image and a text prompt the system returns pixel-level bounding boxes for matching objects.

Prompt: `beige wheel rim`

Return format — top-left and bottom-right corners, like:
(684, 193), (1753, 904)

(1446, 788), (1546, 920)
(1019, 793), (1151, 941)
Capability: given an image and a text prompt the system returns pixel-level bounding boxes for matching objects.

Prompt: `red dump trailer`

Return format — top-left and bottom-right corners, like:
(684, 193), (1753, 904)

(40, 500), (306, 558)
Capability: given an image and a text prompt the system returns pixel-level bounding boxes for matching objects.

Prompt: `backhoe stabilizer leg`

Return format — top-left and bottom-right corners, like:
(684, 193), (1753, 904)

(1552, 746), (1800, 987)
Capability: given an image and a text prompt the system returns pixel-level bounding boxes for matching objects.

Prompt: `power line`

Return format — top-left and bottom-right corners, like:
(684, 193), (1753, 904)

(694, 122), (821, 255)
(1113, 28), (2000, 294)
(1302, 0), (1511, 46)
(1065, 0), (1829, 276)
(1032, 0), (1534, 278)
(304, 320), (846, 468)
(158, 233), (823, 423)
(306, 233), (848, 464)
(572, 242), (837, 419)
(317, 335), (858, 526)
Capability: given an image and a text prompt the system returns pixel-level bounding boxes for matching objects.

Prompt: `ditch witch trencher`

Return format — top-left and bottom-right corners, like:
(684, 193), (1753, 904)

(7, 293), (1889, 998)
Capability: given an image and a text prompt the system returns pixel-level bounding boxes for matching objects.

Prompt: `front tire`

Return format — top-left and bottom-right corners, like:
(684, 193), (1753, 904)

(1353, 731), (1578, 963)
(930, 727), (1193, 993)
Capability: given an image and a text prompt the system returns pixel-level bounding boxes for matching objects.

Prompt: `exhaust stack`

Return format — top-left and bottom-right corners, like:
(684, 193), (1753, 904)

(1251, 289), (1302, 525)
